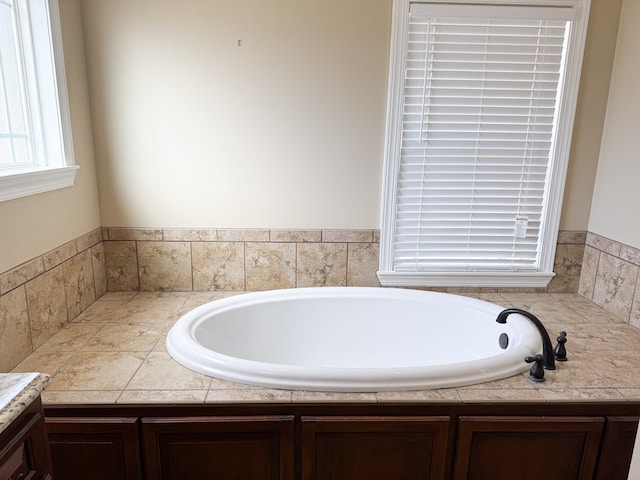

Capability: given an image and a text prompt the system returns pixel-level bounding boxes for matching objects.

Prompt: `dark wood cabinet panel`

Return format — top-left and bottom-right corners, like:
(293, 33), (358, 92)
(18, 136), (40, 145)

(453, 416), (605, 480)
(42, 404), (640, 480)
(45, 416), (142, 480)
(141, 415), (295, 480)
(301, 416), (451, 480)
(0, 397), (53, 480)
(596, 417), (639, 480)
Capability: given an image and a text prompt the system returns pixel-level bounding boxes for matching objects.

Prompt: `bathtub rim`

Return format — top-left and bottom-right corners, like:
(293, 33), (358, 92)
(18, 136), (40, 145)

(166, 287), (542, 392)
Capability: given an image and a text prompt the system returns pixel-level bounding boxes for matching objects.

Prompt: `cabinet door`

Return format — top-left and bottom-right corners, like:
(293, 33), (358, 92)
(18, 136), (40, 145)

(595, 417), (639, 480)
(141, 415), (294, 480)
(0, 399), (53, 480)
(301, 416), (451, 480)
(454, 416), (605, 480)
(45, 417), (142, 480)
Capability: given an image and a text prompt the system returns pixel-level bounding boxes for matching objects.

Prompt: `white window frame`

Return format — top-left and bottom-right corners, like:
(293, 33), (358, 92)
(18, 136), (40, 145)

(0, 0), (77, 202)
(378, 0), (591, 288)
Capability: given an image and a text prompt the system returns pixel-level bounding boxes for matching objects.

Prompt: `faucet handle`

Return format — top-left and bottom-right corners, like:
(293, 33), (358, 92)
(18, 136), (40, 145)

(554, 331), (568, 362)
(525, 354), (546, 382)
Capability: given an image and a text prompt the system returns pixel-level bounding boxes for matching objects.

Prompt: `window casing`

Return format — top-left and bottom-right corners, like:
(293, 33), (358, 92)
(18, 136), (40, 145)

(0, 0), (77, 202)
(378, 0), (591, 288)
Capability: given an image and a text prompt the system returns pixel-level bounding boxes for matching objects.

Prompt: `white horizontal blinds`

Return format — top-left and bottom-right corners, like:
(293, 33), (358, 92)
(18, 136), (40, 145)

(394, 3), (571, 273)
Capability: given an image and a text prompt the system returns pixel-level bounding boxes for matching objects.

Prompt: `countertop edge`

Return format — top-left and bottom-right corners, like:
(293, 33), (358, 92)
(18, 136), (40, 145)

(0, 373), (51, 435)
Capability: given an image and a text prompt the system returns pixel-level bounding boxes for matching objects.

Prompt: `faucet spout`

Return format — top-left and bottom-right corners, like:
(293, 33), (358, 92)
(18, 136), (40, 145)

(496, 308), (556, 370)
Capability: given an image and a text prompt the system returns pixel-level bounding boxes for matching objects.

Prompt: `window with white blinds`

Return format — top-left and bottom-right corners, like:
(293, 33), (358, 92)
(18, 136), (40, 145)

(378, 0), (590, 287)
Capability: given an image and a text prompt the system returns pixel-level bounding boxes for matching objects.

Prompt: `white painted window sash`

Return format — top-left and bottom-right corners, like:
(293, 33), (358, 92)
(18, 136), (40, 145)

(0, 0), (77, 202)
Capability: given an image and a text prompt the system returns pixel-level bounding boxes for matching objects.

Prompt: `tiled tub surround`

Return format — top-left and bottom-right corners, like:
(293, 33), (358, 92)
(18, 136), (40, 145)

(579, 232), (640, 327)
(0, 229), (106, 372)
(10, 290), (640, 405)
(102, 228), (381, 292)
(102, 227), (585, 293)
(0, 227), (592, 373)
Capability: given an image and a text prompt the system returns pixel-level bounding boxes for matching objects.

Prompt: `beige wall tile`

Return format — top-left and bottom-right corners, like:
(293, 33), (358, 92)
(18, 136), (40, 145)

(557, 230), (587, 244)
(621, 245), (640, 267)
(630, 287), (640, 329)
(347, 243), (380, 286)
(91, 243), (107, 298)
(586, 232), (621, 256)
(138, 241), (192, 291)
(63, 249), (97, 320)
(192, 242), (244, 291)
(216, 229), (269, 242)
(296, 243), (347, 287)
(547, 244), (585, 293)
(578, 246), (600, 300)
(76, 228), (102, 252)
(270, 230), (321, 242)
(592, 253), (639, 321)
(43, 241), (77, 271)
(107, 228), (163, 241)
(104, 241), (139, 291)
(245, 243), (296, 291)
(0, 258), (44, 295)
(25, 266), (69, 349)
(163, 228), (217, 241)
(0, 287), (33, 371)
(322, 229), (373, 242)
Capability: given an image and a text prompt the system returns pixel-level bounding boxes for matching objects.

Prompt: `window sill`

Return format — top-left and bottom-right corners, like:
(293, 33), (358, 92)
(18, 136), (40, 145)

(376, 271), (555, 288)
(0, 165), (80, 202)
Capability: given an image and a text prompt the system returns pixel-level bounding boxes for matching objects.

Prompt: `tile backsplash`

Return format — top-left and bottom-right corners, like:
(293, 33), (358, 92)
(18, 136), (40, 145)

(101, 228), (380, 292)
(579, 232), (640, 327)
(1, 226), (629, 371)
(0, 229), (105, 371)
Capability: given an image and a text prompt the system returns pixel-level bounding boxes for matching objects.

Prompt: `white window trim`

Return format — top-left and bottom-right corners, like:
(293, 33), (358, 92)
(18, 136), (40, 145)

(0, 164), (78, 201)
(378, 0), (591, 288)
(0, 0), (78, 202)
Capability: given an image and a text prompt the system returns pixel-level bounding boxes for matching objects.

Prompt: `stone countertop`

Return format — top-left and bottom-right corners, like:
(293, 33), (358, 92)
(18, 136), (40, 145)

(9, 291), (640, 406)
(0, 372), (50, 434)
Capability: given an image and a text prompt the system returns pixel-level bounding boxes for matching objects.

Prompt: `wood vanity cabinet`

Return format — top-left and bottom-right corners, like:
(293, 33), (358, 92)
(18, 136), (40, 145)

(45, 417), (142, 480)
(141, 415), (295, 480)
(0, 397), (53, 480)
(44, 405), (640, 480)
(453, 416), (605, 479)
(300, 416), (451, 480)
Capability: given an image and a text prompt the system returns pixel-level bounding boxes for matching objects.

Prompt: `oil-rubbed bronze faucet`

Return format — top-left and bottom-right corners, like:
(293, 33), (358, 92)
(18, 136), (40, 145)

(495, 308), (556, 371)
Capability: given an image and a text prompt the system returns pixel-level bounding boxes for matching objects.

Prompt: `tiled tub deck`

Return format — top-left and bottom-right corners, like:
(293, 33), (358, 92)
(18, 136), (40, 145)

(9, 290), (640, 405)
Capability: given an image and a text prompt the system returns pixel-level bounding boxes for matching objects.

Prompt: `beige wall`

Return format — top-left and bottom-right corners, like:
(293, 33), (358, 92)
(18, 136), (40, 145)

(588, 0), (640, 249)
(0, 0), (101, 274)
(83, 0), (391, 229)
(81, 0), (622, 233)
(560, 0), (622, 231)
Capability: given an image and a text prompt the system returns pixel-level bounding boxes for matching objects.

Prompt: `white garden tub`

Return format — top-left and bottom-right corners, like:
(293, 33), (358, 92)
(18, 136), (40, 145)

(166, 287), (541, 392)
